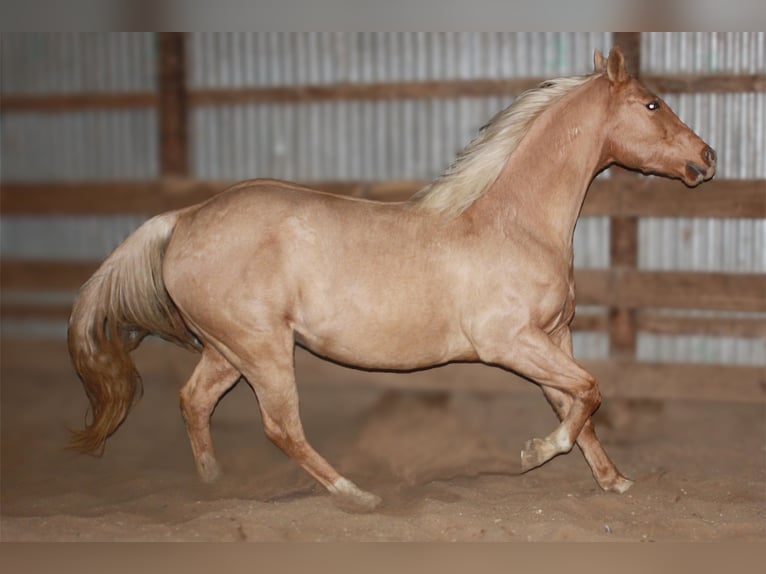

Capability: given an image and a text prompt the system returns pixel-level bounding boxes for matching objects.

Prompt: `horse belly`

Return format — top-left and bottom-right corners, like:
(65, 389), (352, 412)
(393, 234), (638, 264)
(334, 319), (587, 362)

(293, 304), (471, 371)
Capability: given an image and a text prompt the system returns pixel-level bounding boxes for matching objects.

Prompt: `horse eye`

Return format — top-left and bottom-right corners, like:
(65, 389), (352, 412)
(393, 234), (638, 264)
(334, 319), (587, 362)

(646, 100), (660, 111)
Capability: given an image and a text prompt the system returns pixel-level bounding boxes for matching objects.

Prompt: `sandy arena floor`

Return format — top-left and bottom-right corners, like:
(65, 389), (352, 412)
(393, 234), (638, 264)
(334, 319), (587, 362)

(1, 339), (764, 541)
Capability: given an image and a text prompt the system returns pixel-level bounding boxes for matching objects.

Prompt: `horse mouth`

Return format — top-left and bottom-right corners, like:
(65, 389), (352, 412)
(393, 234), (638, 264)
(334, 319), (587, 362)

(684, 162), (713, 186)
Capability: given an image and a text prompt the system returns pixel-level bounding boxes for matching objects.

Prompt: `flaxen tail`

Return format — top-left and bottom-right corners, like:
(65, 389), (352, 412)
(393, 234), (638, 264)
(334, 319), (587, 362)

(67, 211), (199, 455)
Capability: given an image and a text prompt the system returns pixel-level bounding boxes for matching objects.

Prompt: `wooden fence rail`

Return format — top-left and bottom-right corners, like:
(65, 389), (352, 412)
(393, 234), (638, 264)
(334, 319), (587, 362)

(2, 178), (765, 218)
(3, 74), (765, 112)
(3, 259), (764, 311)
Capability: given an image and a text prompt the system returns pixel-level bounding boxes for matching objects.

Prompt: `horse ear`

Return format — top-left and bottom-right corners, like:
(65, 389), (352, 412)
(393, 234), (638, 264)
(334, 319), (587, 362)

(594, 49), (607, 73)
(606, 46), (628, 84)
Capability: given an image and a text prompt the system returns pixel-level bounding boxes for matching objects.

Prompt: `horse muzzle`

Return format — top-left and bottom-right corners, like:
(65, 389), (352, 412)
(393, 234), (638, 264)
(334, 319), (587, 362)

(684, 145), (716, 186)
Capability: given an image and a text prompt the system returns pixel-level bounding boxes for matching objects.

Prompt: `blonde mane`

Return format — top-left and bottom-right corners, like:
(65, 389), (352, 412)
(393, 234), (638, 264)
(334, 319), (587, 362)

(410, 75), (594, 217)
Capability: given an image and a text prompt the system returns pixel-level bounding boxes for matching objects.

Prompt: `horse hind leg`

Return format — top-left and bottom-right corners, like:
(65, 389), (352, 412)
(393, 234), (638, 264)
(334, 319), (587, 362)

(235, 337), (382, 513)
(179, 346), (241, 483)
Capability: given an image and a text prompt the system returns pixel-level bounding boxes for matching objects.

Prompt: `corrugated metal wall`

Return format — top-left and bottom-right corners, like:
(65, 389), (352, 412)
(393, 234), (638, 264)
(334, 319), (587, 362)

(2, 33), (157, 93)
(636, 32), (765, 365)
(188, 33), (611, 184)
(1, 33), (155, 338)
(2, 33), (159, 181)
(187, 32), (610, 86)
(1, 32), (154, 268)
(641, 32), (765, 74)
(2, 32), (763, 365)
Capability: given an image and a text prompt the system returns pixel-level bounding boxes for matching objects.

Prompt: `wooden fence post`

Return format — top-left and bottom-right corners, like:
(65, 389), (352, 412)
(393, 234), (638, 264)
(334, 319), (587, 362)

(609, 32), (642, 360)
(158, 33), (189, 178)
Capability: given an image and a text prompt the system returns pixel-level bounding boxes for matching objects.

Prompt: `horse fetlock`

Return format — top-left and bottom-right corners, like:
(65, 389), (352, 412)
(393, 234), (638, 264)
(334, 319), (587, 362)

(196, 452), (223, 483)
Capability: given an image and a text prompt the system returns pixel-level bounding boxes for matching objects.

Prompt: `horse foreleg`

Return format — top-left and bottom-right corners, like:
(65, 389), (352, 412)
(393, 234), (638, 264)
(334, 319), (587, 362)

(541, 329), (633, 493)
(479, 326), (602, 472)
(236, 339), (382, 513)
(179, 346), (241, 483)
(541, 386), (633, 493)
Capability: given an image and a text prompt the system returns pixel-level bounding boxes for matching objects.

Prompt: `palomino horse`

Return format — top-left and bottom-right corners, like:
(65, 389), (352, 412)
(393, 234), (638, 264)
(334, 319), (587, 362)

(68, 47), (716, 511)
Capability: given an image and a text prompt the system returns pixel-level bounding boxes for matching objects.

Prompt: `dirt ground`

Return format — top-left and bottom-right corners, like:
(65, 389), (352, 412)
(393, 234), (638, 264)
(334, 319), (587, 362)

(1, 339), (764, 542)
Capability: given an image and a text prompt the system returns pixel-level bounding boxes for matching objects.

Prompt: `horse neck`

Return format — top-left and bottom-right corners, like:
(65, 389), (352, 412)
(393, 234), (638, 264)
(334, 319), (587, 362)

(468, 76), (610, 251)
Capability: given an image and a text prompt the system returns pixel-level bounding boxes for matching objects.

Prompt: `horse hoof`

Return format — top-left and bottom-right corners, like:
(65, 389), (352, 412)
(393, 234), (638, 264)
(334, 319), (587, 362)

(520, 437), (552, 472)
(329, 477), (382, 514)
(332, 490), (383, 514)
(607, 476), (634, 494)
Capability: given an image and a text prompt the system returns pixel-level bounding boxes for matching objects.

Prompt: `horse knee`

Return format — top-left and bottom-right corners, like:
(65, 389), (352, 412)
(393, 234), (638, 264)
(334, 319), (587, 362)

(581, 376), (602, 412)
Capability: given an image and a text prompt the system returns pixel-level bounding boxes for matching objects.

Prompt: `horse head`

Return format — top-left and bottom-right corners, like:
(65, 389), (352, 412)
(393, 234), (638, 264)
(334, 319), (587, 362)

(597, 46), (716, 187)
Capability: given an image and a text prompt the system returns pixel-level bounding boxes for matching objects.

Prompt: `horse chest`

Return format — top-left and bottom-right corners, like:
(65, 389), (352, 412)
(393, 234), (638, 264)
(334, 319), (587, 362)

(490, 254), (575, 333)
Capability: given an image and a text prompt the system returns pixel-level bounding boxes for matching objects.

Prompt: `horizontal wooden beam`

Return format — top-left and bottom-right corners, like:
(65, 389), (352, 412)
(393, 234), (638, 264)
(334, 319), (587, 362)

(635, 311), (766, 338)
(0, 260), (96, 292)
(575, 269), (766, 312)
(620, 270), (766, 312)
(0, 302), (73, 322)
(584, 177), (766, 218)
(0, 92), (158, 112)
(0, 180), (424, 216)
(574, 311), (766, 338)
(3, 73), (764, 113)
(2, 259), (764, 314)
(643, 74), (766, 94)
(2, 178), (764, 218)
(189, 78), (544, 105)
(0, 180), (213, 216)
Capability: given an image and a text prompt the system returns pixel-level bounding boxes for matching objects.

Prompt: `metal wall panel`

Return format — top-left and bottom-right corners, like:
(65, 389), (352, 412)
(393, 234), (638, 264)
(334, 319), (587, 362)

(1, 33), (158, 338)
(2, 32), (160, 181)
(1, 33), (158, 268)
(2, 32), (159, 183)
(641, 32), (766, 74)
(2, 110), (159, 181)
(1, 32), (156, 94)
(190, 97), (520, 181)
(639, 217), (765, 273)
(188, 32), (612, 87)
(637, 33), (765, 365)
(188, 32), (614, 182)
(637, 322), (766, 365)
(0, 215), (148, 261)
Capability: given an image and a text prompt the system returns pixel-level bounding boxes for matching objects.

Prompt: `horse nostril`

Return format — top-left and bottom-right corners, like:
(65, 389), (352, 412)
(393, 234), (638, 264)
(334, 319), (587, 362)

(703, 146), (717, 166)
